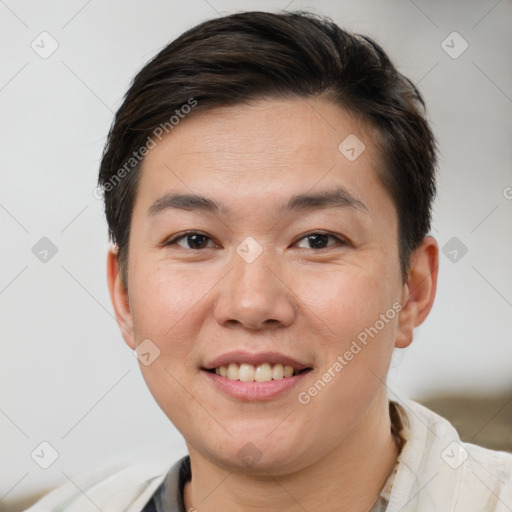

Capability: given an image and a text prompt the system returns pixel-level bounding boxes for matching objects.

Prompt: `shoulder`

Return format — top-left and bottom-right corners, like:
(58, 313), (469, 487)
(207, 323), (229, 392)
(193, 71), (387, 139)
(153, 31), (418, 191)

(389, 398), (512, 512)
(24, 456), (180, 512)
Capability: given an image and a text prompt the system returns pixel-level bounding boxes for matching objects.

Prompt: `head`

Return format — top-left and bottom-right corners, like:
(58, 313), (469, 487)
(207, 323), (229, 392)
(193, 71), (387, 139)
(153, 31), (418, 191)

(101, 11), (439, 473)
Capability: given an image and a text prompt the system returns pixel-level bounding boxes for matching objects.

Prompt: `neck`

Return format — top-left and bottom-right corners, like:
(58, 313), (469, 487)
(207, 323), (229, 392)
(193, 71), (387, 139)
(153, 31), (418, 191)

(183, 396), (398, 512)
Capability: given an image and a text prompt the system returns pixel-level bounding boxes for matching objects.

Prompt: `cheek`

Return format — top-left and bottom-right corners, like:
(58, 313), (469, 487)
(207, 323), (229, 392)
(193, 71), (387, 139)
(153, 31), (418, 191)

(292, 265), (399, 399)
(128, 264), (206, 421)
(293, 265), (395, 344)
(130, 261), (207, 332)
(294, 268), (398, 418)
(127, 269), (198, 381)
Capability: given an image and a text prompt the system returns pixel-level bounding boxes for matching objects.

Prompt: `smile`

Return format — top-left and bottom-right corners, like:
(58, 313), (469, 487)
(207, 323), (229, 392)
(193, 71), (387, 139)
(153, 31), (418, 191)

(206, 362), (310, 382)
(202, 365), (313, 401)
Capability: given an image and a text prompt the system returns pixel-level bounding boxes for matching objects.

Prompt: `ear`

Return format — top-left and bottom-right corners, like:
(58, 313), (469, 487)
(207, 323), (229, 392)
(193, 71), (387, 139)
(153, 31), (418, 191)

(106, 246), (135, 349)
(395, 236), (439, 349)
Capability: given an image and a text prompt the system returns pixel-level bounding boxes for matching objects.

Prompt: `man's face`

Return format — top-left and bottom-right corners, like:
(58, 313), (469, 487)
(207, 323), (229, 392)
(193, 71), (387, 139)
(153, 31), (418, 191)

(113, 98), (410, 473)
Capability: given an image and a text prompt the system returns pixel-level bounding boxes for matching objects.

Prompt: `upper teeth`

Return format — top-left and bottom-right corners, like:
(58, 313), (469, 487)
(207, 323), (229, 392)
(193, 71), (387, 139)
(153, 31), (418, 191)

(214, 362), (298, 382)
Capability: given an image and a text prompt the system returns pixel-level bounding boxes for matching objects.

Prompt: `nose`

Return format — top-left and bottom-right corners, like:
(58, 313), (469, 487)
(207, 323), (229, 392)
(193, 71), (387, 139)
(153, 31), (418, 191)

(213, 247), (296, 331)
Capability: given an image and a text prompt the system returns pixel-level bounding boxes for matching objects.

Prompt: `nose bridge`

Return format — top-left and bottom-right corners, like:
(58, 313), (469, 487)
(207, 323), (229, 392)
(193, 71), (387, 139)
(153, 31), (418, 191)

(214, 240), (295, 329)
(233, 246), (274, 300)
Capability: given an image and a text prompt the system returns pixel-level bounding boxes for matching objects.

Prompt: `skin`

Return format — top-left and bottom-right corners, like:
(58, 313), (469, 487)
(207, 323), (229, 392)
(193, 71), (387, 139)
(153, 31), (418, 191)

(107, 97), (439, 511)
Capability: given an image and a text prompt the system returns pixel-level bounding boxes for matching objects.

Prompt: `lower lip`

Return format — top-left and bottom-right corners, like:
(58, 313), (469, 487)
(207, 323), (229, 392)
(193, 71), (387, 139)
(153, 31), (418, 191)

(201, 369), (312, 401)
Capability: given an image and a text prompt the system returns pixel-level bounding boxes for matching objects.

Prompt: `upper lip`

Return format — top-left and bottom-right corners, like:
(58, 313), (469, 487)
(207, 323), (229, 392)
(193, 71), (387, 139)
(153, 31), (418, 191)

(203, 351), (312, 371)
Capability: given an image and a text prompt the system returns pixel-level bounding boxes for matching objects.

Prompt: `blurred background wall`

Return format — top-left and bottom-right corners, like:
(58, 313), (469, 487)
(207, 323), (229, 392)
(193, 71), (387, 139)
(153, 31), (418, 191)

(1, 0), (511, 509)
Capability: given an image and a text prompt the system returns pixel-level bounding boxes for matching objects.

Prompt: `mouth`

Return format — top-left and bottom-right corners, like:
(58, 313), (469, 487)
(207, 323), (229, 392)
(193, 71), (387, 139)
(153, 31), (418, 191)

(201, 351), (314, 400)
(203, 362), (313, 382)
(201, 363), (313, 401)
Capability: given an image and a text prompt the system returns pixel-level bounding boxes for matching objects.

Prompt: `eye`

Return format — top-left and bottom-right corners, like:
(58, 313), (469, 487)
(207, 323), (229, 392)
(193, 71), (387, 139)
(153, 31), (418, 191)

(163, 231), (347, 250)
(164, 232), (217, 250)
(295, 232), (347, 250)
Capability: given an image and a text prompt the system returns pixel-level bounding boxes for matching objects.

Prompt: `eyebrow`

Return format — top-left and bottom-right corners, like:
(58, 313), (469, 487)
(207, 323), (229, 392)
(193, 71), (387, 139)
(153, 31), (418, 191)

(147, 186), (369, 218)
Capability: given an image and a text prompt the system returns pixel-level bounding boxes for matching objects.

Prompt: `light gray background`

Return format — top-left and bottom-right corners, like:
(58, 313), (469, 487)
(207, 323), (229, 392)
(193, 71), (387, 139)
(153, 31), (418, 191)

(1, 0), (511, 508)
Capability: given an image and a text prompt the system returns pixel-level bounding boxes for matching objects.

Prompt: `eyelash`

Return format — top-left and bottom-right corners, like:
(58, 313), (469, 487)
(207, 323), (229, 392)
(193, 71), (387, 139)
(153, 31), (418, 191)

(163, 231), (348, 251)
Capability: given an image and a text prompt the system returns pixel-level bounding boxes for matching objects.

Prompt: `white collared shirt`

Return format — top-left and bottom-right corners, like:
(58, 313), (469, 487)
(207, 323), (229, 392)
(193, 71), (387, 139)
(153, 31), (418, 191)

(25, 399), (512, 511)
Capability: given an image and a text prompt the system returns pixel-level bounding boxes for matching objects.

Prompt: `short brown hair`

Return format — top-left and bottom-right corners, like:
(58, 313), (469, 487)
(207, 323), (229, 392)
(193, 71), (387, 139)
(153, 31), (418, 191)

(98, 10), (437, 288)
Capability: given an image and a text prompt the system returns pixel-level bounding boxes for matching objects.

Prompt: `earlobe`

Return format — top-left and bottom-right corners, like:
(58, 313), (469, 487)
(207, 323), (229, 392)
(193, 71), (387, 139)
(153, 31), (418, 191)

(106, 247), (135, 349)
(395, 236), (439, 349)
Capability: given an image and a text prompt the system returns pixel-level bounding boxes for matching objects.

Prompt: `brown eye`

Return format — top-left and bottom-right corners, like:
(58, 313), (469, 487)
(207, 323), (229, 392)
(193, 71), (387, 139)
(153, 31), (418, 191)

(295, 232), (346, 250)
(165, 232), (216, 249)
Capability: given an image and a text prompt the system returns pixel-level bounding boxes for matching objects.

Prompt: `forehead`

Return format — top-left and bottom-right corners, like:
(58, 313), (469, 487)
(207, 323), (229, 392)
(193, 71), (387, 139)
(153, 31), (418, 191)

(144, 98), (374, 164)
(135, 97), (391, 220)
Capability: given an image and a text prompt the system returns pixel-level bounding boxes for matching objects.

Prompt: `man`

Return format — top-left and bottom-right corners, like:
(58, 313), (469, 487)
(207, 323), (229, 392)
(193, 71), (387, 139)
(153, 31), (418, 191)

(27, 10), (512, 512)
